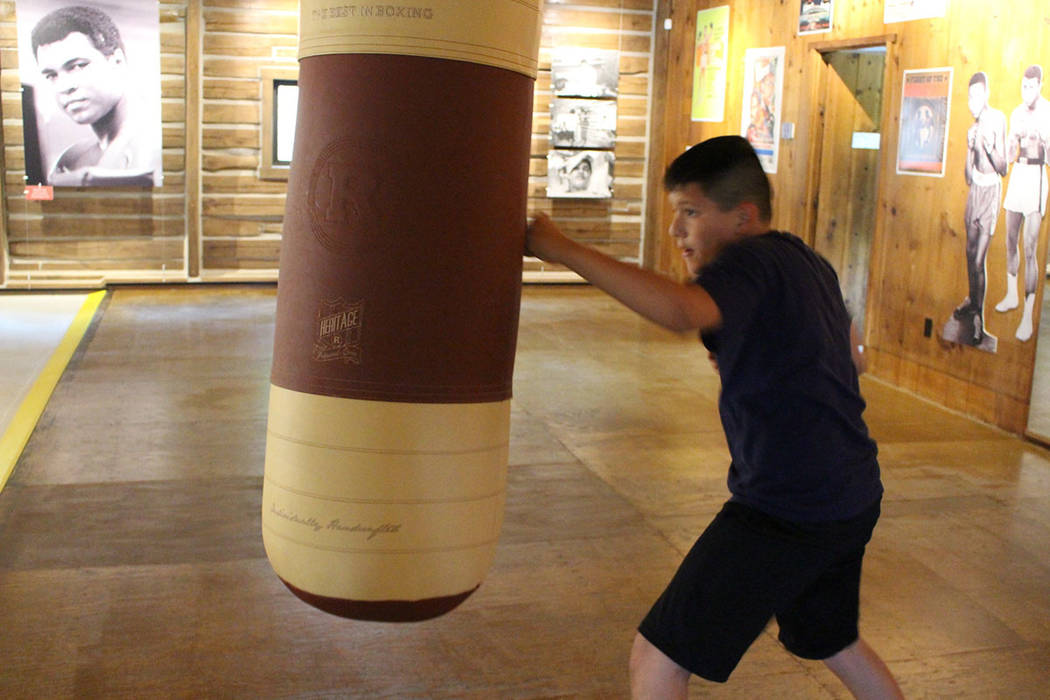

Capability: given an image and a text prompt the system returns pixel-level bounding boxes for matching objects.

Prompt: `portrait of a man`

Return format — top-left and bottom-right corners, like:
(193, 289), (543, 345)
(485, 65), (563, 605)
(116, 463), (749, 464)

(18, 1), (162, 187)
(996, 64), (1050, 341)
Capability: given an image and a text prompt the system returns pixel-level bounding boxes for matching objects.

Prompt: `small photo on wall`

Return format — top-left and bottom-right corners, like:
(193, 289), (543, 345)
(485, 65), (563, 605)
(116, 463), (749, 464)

(550, 98), (617, 149)
(547, 150), (614, 199)
(897, 68), (953, 177)
(798, 0), (832, 35)
(551, 48), (619, 98)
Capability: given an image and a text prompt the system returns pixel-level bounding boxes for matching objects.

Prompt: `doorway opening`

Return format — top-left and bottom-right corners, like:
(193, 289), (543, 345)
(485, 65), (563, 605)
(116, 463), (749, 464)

(808, 44), (888, 337)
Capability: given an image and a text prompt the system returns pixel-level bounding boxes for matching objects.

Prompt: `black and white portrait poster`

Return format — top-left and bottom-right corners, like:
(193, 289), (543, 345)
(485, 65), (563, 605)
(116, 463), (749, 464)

(550, 97), (617, 149)
(547, 150), (614, 199)
(550, 48), (619, 98)
(17, 1), (162, 187)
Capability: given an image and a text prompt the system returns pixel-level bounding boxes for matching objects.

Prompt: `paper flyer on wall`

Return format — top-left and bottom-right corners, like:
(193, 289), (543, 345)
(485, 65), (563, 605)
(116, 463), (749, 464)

(741, 46), (785, 174)
(691, 5), (729, 122)
(884, 0), (947, 24)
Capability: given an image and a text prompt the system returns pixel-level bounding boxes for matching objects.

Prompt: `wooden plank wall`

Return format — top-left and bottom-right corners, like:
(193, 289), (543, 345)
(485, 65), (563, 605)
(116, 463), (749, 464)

(527, 0), (658, 276)
(657, 0), (1050, 433)
(199, 0), (296, 277)
(0, 0), (660, 286)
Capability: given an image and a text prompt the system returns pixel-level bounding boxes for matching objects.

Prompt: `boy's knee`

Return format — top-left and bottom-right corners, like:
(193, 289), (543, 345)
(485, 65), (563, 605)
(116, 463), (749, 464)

(629, 634), (690, 698)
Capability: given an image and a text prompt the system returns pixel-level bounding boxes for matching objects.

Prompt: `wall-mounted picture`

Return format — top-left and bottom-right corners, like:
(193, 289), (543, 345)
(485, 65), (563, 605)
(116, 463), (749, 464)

(897, 68), (952, 177)
(550, 97), (617, 149)
(16, 0), (163, 187)
(741, 46), (785, 174)
(884, 0), (946, 24)
(691, 5), (729, 122)
(547, 150), (614, 199)
(996, 64), (1050, 343)
(942, 70), (1006, 353)
(798, 0), (832, 35)
(551, 48), (619, 98)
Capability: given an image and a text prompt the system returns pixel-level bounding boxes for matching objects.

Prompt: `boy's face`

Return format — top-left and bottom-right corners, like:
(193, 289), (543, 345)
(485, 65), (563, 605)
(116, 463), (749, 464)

(36, 31), (126, 126)
(667, 183), (743, 276)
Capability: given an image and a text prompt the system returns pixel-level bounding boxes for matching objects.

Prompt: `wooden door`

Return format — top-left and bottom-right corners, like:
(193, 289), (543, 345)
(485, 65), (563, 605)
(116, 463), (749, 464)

(811, 49), (886, 334)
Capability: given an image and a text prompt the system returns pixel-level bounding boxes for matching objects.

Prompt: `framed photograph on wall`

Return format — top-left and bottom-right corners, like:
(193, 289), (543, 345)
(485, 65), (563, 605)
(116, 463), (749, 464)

(798, 0), (832, 35)
(550, 97), (617, 149)
(547, 150), (614, 199)
(16, 0), (163, 187)
(741, 46), (785, 174)
(551, 48), (619, 98)
(897, 67), (953, 177)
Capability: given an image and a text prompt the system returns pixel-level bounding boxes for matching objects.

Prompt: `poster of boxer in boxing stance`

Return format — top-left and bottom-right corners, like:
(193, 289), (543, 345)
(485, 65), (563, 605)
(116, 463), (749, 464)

(943, 72), (1006, 351)
(996, 65), (1050, 342)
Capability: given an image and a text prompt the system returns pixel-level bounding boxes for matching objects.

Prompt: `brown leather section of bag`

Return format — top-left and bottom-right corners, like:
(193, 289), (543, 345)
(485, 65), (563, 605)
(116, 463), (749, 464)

(280, 578), (478, 623)
(271, 53), (533, 403)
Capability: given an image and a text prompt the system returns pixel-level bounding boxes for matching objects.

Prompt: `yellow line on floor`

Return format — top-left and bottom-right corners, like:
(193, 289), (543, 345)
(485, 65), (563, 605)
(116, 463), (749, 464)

(0, 290), (106, 494)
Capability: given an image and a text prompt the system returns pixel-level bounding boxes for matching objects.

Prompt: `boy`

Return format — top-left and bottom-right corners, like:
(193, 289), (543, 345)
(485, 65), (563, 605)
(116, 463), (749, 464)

(525, 136), (903, 699)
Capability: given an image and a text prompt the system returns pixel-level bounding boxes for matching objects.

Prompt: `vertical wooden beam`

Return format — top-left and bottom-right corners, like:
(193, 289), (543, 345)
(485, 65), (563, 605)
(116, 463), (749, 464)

(0, 76), (8, 286)
(185, 0), (203, 279)
(0, 158), (7, 288)
(642, 0), (672, 272)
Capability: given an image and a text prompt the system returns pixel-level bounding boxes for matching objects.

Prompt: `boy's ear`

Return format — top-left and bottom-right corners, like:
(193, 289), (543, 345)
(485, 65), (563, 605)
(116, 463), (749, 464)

(737, 201), (760, 226)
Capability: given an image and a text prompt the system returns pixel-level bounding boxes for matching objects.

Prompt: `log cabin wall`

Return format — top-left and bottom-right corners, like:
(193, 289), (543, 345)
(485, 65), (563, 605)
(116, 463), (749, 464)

(655, 1), (1050, 433)
(0, 0), (661, 286)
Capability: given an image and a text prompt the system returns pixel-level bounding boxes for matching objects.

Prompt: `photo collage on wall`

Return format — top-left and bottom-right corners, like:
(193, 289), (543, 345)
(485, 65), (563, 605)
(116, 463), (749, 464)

(547, 48), (619, 199)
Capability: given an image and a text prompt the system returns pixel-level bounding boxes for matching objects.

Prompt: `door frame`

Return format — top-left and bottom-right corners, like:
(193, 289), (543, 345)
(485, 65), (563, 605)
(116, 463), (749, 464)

(802, 34), (898, 345)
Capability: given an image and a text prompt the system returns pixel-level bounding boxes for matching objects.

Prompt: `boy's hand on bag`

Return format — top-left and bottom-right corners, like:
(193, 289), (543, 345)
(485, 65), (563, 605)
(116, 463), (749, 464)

(526, 213), (572, 263)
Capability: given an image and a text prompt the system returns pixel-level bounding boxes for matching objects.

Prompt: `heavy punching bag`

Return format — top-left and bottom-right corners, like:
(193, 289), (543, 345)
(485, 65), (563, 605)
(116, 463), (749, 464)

(262, 1), (542, 621)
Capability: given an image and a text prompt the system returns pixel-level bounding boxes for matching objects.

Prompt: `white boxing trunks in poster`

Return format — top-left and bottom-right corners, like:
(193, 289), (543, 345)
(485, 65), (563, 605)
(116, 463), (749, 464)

(1003, 161), (1048, 216)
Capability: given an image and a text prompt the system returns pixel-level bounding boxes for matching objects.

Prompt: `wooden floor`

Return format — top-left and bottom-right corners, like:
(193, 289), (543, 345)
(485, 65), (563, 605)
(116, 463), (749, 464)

(1, 285), (1049, 698)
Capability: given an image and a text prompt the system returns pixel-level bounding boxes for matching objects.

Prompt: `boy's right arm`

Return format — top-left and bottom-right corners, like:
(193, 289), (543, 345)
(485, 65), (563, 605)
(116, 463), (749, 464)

(526, 213), (722, 333)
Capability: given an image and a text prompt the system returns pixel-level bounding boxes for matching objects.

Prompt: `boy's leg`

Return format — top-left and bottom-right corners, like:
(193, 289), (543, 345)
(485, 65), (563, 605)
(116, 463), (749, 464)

(629, 634), (690, 700)
(823, 637), (904, 700)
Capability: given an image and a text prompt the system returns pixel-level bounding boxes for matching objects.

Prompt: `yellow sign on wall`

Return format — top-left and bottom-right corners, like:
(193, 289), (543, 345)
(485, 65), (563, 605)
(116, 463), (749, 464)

(691, 5), (729, 122)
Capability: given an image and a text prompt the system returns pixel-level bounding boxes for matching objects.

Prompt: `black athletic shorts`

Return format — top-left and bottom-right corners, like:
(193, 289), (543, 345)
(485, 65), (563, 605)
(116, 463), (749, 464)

(638, 499), (881, 683)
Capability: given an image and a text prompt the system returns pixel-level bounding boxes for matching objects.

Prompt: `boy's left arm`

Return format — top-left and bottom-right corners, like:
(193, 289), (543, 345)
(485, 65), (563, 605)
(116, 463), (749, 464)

(526, 213), (722, 333)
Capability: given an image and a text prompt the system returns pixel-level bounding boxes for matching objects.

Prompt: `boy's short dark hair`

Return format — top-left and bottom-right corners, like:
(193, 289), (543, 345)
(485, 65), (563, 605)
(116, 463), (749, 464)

(1024, 64), (1043, 83)
(32, 5), (125, 59)
(663, 135), (773, 221)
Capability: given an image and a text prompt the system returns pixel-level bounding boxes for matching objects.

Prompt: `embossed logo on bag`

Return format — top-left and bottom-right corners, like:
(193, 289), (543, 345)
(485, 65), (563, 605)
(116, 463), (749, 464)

(307, 138), (376, 253)
(314, 297), (364, 364)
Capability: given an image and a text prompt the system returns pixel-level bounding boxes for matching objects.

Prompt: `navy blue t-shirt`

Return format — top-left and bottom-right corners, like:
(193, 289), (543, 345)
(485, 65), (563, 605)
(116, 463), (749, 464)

(696, 231), (882, 522)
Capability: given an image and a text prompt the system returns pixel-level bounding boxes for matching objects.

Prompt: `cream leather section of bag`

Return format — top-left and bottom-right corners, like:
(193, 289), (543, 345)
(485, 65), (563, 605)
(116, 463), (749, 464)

(299, 0), (542, 78)
(262, 384), (509, 600)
